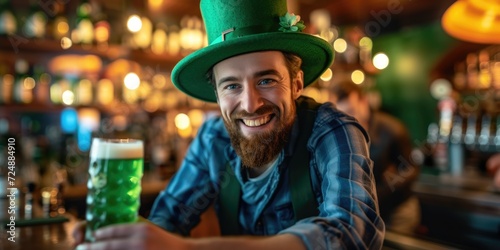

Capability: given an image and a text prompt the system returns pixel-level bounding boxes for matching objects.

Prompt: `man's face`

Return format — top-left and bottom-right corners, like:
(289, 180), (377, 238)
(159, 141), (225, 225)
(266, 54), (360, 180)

(213, 51), (303, 168)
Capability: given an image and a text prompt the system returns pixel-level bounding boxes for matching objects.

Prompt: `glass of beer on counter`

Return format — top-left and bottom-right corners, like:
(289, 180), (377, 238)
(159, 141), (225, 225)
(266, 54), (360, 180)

(85, 138), (144, 242)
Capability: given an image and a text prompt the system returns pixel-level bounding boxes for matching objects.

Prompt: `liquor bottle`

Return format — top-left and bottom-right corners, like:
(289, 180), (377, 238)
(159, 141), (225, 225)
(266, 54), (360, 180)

(0, 73), (15, 104)
(167, 25), (180, 55)
(453, 62), (467, 90)
(151, 22), (168, 55)
(13, 59), (31, 104)
(133, 16), (152, 49)
(0, 0), (17, 35)
(94, 13), (110, 49)
(23, 0), (48, 39)
(466, 53), (479, 89)
(72, 0), (94, 46)
(76, 77), (93, 105)
(49, 1), (70, 40)
(492, 53), (500, 89)
(478, 50), (491, 89)
(35, 66), (51, 104)
(50, 74), (64, 104)
(24, 182), (36, 219)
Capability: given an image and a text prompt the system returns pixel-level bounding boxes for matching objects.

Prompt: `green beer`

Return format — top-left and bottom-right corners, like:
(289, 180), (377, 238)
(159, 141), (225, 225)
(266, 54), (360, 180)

(85, 138), (144, 242)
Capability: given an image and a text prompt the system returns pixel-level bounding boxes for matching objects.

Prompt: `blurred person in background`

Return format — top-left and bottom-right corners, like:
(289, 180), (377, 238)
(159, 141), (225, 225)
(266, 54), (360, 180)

(329, 80), (421, 235)
(487, 153), (500, 189)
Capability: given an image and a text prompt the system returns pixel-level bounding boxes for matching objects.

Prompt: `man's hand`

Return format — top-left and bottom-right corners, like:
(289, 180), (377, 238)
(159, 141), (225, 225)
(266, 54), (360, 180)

(487, 153), (500, 188)
(71, 219), (306, 250)
(71, 217), (150, 247)
(74, 222), (191, 250)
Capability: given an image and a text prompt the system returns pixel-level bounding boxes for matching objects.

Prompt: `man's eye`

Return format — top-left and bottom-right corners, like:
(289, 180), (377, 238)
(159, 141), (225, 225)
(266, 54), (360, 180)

(259, 79), (276, 85)
(224, 84), (238, 90)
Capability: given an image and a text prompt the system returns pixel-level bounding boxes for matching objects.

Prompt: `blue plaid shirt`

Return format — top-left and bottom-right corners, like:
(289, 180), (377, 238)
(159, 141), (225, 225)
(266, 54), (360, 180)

(149, 99), (385, 249)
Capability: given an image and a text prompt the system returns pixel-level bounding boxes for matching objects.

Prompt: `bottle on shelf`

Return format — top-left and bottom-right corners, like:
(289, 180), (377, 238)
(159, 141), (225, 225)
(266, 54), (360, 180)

(478, 50), (492, 89)
(0, 0), (17, 36)
(48, 1), (70, 41)
(466, 53), (479, 90)
(151, 22), (168, 55)
(72, 0), (94, 47)
(21, 137), (40, 219)
(93, 14), (110, 49)
(13, 58), (33, 104)
(453, 62), (467, 90)
(492, 50), (500, 89)
(22, 0), (48, 39)
(24, 182), (36, 219)
(75, 77), (93, 106)
(0, 73), (15, 104)
(34, 66), (51, 105)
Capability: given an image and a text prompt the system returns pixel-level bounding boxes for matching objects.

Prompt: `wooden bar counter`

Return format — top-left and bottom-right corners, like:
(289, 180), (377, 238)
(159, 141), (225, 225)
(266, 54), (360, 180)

(0, 177), (219, 250)
(413, 169), (500, 249)
(0, 210), (78, 250)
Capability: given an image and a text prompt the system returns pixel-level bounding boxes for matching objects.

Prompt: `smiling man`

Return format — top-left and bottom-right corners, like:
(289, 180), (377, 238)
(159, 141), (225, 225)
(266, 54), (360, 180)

(73, 0), (384, 249)
(214, 51), (300, 173)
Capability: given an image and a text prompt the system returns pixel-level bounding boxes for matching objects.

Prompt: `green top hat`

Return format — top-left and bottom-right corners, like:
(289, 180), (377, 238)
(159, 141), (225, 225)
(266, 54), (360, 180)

(171, 0), (334, 103)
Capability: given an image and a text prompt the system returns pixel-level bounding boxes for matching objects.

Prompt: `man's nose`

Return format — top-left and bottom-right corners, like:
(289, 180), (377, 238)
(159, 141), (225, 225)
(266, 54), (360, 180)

(240, 85), (264, 114)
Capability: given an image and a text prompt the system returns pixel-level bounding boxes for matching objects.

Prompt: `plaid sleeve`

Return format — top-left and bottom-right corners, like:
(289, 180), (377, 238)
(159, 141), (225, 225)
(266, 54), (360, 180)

(280, 105), (385, 250)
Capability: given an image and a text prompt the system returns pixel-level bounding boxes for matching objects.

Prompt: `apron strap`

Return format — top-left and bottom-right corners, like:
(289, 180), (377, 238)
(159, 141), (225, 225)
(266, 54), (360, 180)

(218, 162), (242, 235)
(290, 97), (320, 221)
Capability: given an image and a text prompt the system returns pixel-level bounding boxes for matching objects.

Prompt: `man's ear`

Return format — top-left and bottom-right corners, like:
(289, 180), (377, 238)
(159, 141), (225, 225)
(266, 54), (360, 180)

(292, 70), (304, 100)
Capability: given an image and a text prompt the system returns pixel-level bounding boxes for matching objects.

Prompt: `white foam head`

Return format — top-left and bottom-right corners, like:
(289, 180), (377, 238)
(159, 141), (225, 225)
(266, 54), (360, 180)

(90, 138), (144, 159)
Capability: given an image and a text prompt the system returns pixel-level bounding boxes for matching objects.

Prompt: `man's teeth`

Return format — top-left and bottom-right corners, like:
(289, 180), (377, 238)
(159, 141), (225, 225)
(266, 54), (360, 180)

(242, 116), (271, 127)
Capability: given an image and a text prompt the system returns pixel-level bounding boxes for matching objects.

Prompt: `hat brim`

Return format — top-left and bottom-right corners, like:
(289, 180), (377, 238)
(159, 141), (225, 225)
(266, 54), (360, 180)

(171, 32), (334, 103)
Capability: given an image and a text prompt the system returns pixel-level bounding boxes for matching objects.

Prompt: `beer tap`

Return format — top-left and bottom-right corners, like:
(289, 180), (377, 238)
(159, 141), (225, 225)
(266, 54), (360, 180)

(427, 123), (439, 145)
(464, 114), (477, 149)
(450, 116), (463, 144)
(449, 116), (464, 175)
(495, 115), (500, 150)
(478, 114), (491, 151)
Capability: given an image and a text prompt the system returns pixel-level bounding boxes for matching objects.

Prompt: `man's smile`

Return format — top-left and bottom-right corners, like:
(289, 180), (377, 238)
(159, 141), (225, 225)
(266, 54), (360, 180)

(241, 114), (273, 127)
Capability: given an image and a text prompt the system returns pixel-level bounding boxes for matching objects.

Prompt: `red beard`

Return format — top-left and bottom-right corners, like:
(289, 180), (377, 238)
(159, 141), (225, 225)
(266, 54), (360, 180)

(223, 103), (295, 169)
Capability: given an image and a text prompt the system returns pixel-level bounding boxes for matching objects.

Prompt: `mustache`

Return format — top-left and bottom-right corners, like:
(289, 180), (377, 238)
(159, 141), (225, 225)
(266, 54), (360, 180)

(231, 105), (278, 120)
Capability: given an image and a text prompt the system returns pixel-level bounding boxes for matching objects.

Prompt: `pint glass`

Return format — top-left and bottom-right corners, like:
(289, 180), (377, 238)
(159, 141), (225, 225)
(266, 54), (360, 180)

(85, 138), (144, 242)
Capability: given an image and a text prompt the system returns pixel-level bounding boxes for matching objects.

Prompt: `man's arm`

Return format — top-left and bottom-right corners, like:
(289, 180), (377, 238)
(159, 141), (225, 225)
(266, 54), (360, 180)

(75, 222), (307, 250)
(280, 108), (385, 249)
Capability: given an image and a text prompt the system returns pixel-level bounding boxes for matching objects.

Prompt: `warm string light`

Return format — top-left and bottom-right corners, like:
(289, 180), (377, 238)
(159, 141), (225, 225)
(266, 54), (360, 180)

(306, 8), (388, 100)
(0, 3), (201, 111)
(127, 15), (143, 33)
(173, 110), (206, 138)
(373, 53), (389, 70)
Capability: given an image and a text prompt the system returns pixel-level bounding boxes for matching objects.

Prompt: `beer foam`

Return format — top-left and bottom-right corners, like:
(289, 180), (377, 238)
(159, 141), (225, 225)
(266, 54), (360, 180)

(90, 138), (144, 159)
